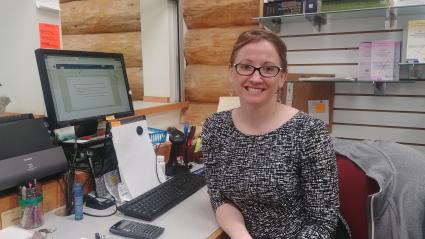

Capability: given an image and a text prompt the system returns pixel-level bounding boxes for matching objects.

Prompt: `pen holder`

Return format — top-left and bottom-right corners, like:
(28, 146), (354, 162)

(18, 186), (43, 229)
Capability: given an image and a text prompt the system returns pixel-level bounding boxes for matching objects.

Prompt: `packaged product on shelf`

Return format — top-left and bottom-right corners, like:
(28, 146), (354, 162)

(357, 42), (372, 81)
(406, 20), (425, 63)
(263, 0), (304, 17)
(321, 0), (390, 12)
(370, 40), (401, 81)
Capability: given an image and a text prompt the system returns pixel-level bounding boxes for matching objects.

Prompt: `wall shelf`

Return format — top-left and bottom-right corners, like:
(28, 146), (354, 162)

(255, 4), (425, 33)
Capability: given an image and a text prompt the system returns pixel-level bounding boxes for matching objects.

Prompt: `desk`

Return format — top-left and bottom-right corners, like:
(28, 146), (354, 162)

(40, 187), (217, 239)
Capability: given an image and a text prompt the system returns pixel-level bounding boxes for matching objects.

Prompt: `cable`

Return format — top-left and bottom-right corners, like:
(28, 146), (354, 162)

(153, 142), (163, 184)
(83, 195), (118, 217)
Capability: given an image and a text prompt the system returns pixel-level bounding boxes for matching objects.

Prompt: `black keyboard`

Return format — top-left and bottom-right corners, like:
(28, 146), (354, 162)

(118, 173), (206, 221)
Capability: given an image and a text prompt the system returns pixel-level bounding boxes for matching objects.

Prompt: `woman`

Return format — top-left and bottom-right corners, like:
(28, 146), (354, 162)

(201, 29), (339, 238)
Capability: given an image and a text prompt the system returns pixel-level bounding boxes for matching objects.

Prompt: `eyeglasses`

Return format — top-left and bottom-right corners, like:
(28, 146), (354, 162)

(233, 63), (283, 78)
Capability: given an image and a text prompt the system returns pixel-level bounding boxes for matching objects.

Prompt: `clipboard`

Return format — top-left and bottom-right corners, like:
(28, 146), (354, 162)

(110, 115), (159, 200)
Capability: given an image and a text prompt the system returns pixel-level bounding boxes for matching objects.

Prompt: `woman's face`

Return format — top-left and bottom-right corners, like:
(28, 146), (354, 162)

(229, 39), (287, 106)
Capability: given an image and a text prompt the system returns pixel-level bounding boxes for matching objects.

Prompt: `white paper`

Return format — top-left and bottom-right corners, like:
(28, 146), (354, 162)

(35, 0), (60, 11)
(103, 169), (121, 201)
(111, 119), (159, 200)
(406, 20), (425, 63)
(308, 100), (329, 124)
(0, 225), (33, 239)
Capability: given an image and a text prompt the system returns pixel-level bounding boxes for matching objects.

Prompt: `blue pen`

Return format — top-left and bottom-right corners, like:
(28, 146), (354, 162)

(183, 122), (189, 140)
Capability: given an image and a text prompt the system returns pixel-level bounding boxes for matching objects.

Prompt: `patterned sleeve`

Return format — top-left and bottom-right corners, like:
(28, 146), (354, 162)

(201, 116), (230, 210)
(297, 120), (339, 239)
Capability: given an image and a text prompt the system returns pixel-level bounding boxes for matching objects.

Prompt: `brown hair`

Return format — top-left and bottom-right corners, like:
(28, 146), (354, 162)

(229, 29), (287, 72)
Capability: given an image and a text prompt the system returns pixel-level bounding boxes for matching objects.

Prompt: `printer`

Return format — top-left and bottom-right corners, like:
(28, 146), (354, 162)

(0, 116), (68, 192)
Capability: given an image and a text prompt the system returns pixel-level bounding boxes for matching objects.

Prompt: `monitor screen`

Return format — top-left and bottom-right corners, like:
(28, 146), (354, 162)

(35, 49), (134, 130)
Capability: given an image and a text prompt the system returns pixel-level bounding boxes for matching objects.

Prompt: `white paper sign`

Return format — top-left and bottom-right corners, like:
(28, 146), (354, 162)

(308, 100), (329, 124)
(111, 119), (159, 200)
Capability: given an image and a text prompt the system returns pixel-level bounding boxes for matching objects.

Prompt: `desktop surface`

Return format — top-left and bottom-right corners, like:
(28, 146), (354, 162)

(39, 187), (217, 239)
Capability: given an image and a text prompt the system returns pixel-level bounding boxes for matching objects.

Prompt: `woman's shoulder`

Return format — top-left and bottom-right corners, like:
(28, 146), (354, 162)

(202, 110), (233, 132)
(289, 110), (327, 132)
(204, 110), (232, 125)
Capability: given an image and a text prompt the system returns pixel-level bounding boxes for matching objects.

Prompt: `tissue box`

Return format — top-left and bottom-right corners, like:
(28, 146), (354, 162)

(370, 40), (401, 81)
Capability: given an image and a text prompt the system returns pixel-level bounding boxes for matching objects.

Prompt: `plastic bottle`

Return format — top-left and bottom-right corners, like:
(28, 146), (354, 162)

(73, 182), (83, 220)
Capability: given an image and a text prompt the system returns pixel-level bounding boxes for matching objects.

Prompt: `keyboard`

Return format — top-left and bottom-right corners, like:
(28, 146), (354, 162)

(118, 173), (206, 221)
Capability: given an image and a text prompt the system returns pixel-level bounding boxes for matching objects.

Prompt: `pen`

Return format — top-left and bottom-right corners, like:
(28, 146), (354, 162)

(183, 122), (189, 140)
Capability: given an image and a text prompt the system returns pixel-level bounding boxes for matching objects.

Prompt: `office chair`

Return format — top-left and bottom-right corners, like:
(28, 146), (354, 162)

(336, 153), (380, 239)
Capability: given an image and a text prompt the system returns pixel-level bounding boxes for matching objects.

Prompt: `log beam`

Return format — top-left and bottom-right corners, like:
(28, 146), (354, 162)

(184, 25), (258, 66)
(183, 0), (259, 29)
(185, 65), (233, 103)
(61, 0), (140, 35)
(62, 32), (142, 67)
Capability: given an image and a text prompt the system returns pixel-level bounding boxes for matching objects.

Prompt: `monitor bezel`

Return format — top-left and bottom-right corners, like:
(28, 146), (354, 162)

(35, 48), (135, 130)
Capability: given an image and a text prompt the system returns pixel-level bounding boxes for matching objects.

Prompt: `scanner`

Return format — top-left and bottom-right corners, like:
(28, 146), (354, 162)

(165, 127), (189, 176)
(0, 117), (68, 192)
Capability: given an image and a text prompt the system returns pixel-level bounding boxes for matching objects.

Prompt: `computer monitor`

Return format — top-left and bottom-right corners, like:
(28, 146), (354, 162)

(35, 49), (134, 136)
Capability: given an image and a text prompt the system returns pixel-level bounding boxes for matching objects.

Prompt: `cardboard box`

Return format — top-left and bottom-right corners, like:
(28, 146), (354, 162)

(370, 40), (401, 81)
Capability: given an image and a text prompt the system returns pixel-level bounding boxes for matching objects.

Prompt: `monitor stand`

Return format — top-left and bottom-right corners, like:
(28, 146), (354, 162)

(75, 120), (98, 138)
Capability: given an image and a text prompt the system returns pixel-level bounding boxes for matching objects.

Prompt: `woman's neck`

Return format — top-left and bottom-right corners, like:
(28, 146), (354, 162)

(233, 100), (283, 135)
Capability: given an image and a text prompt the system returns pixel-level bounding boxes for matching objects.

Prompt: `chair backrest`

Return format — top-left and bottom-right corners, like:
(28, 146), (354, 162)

(336, 154), (379, 239)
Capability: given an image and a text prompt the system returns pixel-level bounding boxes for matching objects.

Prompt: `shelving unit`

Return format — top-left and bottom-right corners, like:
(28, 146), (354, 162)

(255, 4), (425, 95)
(255, 4), (425, 33)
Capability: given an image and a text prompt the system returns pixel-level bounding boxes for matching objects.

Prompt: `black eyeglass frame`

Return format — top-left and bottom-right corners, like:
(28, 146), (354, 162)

(233, 63), (284, 78)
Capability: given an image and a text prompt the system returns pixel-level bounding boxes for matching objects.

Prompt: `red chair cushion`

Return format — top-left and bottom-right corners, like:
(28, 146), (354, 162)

(337, 154), (379, 239)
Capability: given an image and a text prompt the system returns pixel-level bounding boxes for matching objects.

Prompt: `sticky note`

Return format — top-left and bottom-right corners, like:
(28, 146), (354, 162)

(315, 102), (326, 113)
(39, 23), (60, 49)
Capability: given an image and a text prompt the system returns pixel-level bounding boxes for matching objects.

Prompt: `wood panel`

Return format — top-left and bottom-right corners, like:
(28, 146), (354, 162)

(185, 65), (233, 103)
(180, 103), (219, 126)
(61, 0), (140, 35)
(126, 67), (143, 100)
(183, 0), (259, 29)
(62, 32), (142, 67)
(184, 25), (257, 66)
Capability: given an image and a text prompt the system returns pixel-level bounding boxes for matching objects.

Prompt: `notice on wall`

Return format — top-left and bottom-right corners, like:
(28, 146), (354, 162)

(308, 100), (329, 124)
(39, 23), (60, 49)
(406, 20), (425, 63)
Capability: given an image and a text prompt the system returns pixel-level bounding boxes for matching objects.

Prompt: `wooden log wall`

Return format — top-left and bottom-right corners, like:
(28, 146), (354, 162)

(59, 0), (143, 100)
(182, 0), (260, 125)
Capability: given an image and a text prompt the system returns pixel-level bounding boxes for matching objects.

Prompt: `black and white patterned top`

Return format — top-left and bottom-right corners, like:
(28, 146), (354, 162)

(201, 110), (339, 239)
